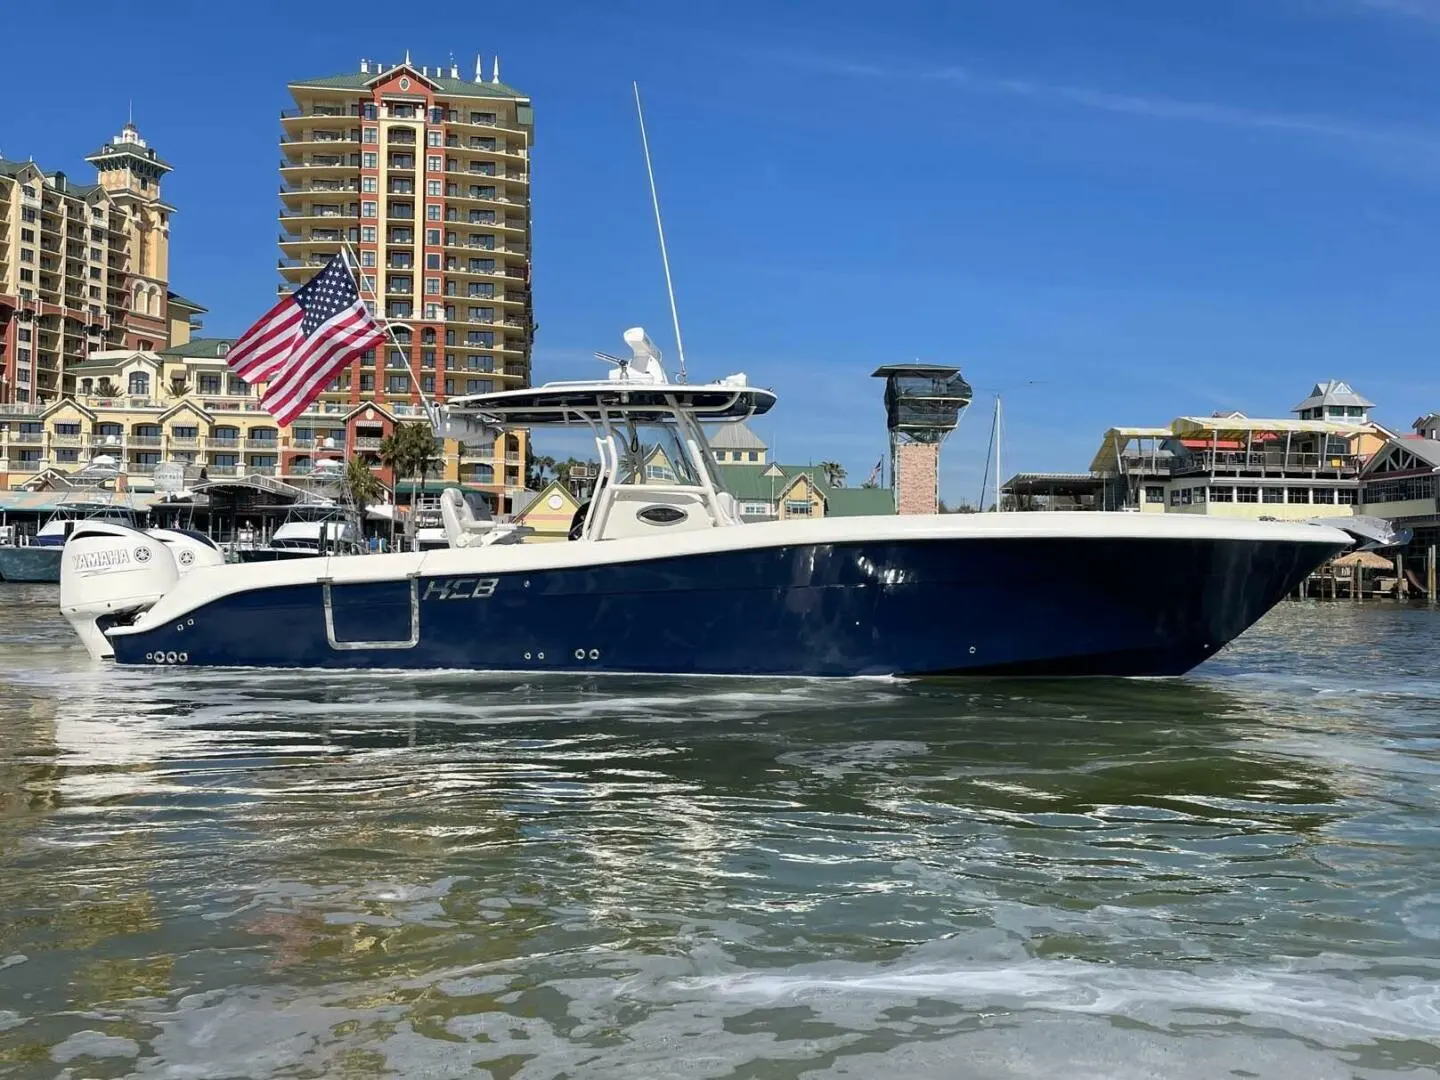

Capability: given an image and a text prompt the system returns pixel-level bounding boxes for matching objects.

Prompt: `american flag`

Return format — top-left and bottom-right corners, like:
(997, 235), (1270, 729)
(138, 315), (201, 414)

(226, 255), (386, 426)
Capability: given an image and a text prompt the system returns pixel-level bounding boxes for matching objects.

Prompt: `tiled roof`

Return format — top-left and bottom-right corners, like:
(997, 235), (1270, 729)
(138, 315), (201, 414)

(1292, 380), (1374, 412)
(707, 422), (767, 451)
(166, 291), (208, 313)
(825, 488), (896, 517)
(158, 337), (234, 359)
(86, 140), (172, 170)
(717, 462), (895, 515)
(291, 69), (528, 100)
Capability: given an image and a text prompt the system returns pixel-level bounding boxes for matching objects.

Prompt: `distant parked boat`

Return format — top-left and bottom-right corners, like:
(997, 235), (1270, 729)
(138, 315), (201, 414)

(0, 460), (137, 583)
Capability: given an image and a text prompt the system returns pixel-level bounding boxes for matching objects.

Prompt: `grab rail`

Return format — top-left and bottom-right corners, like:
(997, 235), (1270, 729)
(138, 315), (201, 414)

(319, 572), (421, 650)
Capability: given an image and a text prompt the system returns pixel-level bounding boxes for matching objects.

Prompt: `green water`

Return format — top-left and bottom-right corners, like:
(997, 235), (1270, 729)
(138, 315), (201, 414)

(1, 585), (1438, 1078)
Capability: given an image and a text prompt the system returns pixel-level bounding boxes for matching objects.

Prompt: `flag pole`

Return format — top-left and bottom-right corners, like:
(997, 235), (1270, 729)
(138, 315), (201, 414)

(336, 239), (441, 432)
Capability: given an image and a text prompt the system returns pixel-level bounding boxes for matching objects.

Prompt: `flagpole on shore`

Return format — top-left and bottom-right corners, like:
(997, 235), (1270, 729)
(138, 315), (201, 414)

(336, 240), (441, 432)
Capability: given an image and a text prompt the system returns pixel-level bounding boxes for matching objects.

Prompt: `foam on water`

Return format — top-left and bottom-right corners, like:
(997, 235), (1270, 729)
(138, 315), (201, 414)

(3, 587), (1440, 1076)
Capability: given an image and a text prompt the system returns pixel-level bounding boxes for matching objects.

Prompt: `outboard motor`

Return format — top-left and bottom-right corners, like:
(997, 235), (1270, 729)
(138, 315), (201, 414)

(60, 523), (180, 661)
(146, 528), (226, 576)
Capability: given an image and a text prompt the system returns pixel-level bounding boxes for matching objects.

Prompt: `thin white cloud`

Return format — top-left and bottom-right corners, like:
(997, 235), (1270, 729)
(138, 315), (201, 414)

(778, 52), (1440, 154)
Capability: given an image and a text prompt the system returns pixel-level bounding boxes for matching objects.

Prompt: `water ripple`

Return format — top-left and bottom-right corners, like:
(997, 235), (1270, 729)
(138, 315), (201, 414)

(0, 586), (1438, 1077)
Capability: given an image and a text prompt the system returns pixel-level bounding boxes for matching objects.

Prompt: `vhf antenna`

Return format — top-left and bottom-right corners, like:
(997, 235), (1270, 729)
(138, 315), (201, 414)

(633, 82), (687, 383)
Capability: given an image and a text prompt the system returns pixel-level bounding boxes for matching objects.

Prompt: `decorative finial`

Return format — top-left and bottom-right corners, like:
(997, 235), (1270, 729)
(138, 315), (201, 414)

(492, 55), (500, 84)
(475, 53), (483, 82)
(404, 48), (412, 66)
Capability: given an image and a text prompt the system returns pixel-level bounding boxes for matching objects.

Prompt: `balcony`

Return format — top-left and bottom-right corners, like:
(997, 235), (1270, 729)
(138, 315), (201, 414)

(169, 437), (201, 449)
(206, 464), (241, 477)
(245, 438), (279, 450)
(209, 437), (241, 450)
(9, 430), (45, 445)
(49, 433), (85, 447)
(1158, 451), (1361, 478)
(129, 435), (163, 448)
(353, 436), (384, 451)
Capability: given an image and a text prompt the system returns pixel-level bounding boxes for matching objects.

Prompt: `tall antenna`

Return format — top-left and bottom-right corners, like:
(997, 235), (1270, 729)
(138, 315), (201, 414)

(632, 82), (687, 383)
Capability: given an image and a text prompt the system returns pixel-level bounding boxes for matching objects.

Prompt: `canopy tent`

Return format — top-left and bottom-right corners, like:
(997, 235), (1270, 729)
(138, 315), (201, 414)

(1088, 427), (1174, 473)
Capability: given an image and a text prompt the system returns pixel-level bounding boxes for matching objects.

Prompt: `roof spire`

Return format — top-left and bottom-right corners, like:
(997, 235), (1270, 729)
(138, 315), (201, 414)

(404, 48), (412, 66)
(474, 52), (483, 83)
(492, 55), (500, 84)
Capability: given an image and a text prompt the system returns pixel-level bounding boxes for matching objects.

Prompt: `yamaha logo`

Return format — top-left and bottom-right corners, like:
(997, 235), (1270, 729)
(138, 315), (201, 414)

(134, 546), (153, 564)
(178, 549), (195, 567)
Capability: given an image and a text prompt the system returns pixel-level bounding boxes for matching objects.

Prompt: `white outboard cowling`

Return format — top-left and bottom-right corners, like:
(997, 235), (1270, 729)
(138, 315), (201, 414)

(146, 527), (226, 576)
(60, 523), (179, 661)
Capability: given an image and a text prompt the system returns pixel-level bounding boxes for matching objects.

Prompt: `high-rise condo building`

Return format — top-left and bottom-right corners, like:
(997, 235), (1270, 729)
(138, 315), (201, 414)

(0, 122), (204, 405)
(280, 55), (534, 494)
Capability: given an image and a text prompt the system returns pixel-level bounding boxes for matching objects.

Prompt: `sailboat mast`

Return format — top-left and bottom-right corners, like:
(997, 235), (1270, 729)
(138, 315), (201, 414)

(993, 395), (1003, 512)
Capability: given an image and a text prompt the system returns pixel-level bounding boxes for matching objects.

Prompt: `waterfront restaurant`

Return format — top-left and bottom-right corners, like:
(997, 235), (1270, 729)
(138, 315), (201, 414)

(1082, 382), (1389, 520)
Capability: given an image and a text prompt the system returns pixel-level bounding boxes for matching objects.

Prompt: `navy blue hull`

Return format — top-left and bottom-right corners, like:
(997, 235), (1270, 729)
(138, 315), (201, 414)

(107, 536), (1341, 677)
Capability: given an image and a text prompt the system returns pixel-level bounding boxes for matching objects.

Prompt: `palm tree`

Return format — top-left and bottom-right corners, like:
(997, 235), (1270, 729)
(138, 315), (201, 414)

(379, 422), (442, 549)
(95, 378), (120, 399)
(342, 454), (383, 541)
(819, 461), (847, 488)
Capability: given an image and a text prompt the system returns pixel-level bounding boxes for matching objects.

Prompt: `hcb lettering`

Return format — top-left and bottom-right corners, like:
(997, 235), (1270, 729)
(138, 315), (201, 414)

(422, 577), (499, 601)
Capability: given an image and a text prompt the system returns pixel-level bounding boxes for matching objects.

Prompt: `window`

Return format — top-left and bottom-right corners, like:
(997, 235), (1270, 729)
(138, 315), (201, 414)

(1235, 486), (1259, 503)
(387, 374), (409, 392)
(362, 152), (377, 168)
(363, 127), (378, 143)
(56, 448), (79, 464)
(1337, 488), (1357, 505)
(748, 451), (760, 462)
(361, 226), (377, 243)
(173, 425), (198, 439)
(426, 204), (441, 221)
(198, 374), (221, 395)
(465, 379), (493, 394)
(741, 502), (771, 517)
(784, 500), (813, 517)
(20, 228), (33, 243)
(363, 275), (376, 293)
(361, 250), (376, 267)
(1262, 486), (1284, 503)
(421, 374), (436, 393)
(467, 282), (494, 298)
(427, 155), (442, 172)
(362, 176), (378, 193)
(427, 131), (443, 147)
(128, 371), (150, 396)
(422, 349), (437, 367)
(427, 180), (442, 196)
(1312, 488), (1336, 505)
(425, 253), (441, 269)
(19, 269), (32, 282)
(54, 422), (80, 436)
(361, 201), (377, 217)
(20, 248), (33, 263)
(425, 278), (440, 294)
(1287, 487), (1311, 504)
(360, 372), (375, 391)
(1192, 487), (1207, 504)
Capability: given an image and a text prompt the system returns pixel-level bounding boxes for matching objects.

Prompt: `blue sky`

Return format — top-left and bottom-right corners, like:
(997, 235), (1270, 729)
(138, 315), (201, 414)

(9, 0), (1440, 501)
